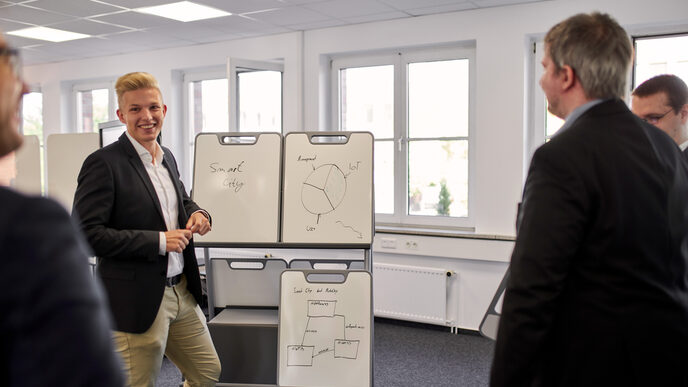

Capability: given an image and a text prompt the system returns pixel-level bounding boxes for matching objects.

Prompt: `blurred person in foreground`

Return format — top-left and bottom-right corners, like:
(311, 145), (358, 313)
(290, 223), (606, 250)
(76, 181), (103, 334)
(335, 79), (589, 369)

(491, 12), (688, 387)
(0, 33), (124, 386)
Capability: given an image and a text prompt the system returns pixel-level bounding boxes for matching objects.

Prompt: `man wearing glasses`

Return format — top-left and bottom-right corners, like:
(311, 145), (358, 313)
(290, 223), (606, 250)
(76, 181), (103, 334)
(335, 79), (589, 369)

(632, 74), (688, 153)
(0, 34), (124, 385)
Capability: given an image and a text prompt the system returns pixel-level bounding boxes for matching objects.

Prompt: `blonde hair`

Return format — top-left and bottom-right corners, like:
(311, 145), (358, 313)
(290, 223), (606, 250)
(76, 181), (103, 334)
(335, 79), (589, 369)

(115, 72), (162, 108)
(545, 12), (632, 100)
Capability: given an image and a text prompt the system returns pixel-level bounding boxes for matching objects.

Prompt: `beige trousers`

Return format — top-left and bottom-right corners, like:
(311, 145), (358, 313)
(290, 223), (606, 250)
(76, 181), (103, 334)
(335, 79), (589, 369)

(113, 275), (221, 387)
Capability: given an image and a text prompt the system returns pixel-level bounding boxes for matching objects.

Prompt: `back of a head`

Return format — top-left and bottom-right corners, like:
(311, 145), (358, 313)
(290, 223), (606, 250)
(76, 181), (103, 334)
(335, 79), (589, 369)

(545, 12), (632, 100)
(115, 71), (161, 108)
(633, 74), (688, 113)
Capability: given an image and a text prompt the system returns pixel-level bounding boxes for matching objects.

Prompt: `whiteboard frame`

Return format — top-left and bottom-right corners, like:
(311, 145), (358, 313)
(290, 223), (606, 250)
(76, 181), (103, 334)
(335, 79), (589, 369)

(277, 269), (373, 387)
(281, 131), (375, 244)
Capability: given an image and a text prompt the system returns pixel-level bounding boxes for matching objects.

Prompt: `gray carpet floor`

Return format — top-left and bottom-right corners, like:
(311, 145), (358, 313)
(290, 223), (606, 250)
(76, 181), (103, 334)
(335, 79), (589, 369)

(155, 318), (495, 386)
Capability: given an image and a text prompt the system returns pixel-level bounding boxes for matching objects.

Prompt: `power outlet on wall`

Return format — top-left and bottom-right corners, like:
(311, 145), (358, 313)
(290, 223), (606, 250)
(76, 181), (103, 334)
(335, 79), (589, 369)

(381, 238), (397, 249)
(405, 240), (418, 250)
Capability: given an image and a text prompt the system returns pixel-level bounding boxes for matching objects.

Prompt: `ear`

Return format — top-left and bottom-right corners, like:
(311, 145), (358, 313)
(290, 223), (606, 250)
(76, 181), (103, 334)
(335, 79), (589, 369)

(116, 109), (125, 124)
(560, 65), (576, 91)
(162, 104), (168, 117)
(679, 104), (688, 125)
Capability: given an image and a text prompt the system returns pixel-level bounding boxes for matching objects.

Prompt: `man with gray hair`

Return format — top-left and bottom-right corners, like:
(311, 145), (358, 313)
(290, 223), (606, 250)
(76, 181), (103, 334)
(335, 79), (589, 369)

(491, 12), (688, 386)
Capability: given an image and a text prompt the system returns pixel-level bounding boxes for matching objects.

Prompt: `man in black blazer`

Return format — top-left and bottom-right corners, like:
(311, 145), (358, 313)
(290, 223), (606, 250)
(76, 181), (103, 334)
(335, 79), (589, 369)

(632, 74), (688, 158)
(0, 34), (124, 386)
(73, 72), (220, 386)
(491, 13), (688, 386)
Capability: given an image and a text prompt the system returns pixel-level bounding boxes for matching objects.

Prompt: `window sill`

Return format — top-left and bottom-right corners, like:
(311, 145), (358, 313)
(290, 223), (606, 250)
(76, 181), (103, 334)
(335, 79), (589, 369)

(375, 224), (515, 241)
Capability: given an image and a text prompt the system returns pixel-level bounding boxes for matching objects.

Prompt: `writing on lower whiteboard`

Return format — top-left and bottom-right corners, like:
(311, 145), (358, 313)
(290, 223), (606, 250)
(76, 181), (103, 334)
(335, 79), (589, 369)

(286, 299), (365, 366)
(209, 161), (245, 193)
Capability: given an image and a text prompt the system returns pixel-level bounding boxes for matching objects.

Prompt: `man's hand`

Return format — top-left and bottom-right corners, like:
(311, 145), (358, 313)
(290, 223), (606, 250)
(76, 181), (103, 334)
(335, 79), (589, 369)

(186, 211), (211, 235)
(165, 229), (192, 253)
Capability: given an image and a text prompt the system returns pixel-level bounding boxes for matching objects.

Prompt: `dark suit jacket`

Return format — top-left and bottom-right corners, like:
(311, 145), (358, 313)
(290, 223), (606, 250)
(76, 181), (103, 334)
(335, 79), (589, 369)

(73, 133), (205, 334)
(1, 187), (124, 386)
(491, 99), (688, 387)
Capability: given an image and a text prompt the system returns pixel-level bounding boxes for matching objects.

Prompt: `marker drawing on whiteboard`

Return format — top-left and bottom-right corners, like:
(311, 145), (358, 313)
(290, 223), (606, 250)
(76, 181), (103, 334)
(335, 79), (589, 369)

(286, 297), (363, 366)
(300, 163), (347, 224)
(335, 221), (363, 239)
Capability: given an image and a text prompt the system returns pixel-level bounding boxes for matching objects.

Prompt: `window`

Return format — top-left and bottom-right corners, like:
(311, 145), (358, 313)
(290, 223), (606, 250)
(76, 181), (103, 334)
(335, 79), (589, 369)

(184, 68), (228, 183)
(634, 34), (688, 88)
(74, 82), (115, 133)
(1, 89), (44, 189)
(332, 47), (475, 229)
(228, 58), (283, 132)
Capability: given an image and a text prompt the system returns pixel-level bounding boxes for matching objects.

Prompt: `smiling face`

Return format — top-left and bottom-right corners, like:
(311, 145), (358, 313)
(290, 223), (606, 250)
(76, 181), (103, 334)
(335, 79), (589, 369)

(0, 36), (28, 157)
(116, 87), (167, 152)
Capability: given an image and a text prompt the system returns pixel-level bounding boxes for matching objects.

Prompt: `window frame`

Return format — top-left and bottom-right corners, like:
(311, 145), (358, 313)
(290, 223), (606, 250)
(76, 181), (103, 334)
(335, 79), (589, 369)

(227, 58), (284, 133)
(72, 80), (116, 134)
(182, 65), (227, 185)
(331, 45), (476, 230)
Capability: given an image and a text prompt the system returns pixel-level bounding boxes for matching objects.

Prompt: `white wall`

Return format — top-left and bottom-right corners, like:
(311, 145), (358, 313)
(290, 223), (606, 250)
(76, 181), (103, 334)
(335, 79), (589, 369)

(23, 0), (688, 330)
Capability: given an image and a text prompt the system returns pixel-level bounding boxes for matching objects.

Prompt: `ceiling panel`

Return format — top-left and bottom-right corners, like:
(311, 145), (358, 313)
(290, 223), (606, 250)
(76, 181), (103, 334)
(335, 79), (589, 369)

(27, 0), (124, 18)
(193, 0), (287, 15)
(96, 0), (176, 8)
(341, 10), (410, 24)
(286, 18), (349, 31)
(245, 6), (332, 26)
(0, 3), (76, 25)
(406, 2), (477, 16)
(305, 0), (398, 19)
(90, 10), (182, 29)
(203, 14), (290, 35)
(47, 19), (131, 35)
(380, 0), (467, 10)
(0, 16), (31, 31)
(4, 32), (41, 46)
(470, 0), (544, 7)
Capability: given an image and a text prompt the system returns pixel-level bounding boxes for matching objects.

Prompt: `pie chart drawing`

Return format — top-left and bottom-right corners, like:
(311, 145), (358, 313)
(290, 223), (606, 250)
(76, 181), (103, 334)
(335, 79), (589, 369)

(302, 164), (347, 223)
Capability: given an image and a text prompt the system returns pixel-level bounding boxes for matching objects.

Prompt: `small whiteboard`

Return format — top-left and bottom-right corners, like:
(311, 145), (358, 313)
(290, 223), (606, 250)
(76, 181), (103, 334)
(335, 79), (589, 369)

(13, 135), (42, 195)
(47, 133), (99, 211)
(192, 132), (281, 243)
(282, 132), (373, 244)
(278, 270), (372, 387)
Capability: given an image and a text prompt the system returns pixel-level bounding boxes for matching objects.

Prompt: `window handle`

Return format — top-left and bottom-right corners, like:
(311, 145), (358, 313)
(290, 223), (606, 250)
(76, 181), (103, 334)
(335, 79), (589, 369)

(397, 137), (404, 152)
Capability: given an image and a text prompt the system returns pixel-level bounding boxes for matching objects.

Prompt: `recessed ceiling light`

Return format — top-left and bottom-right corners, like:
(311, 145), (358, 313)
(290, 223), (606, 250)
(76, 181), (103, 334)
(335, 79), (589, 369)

(7, 27), (91, 42)
(135, 1), (231, 22)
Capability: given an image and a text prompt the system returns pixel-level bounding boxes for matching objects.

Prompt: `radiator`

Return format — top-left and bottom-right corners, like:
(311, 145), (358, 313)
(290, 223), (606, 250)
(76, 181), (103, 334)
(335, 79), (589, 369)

(373, 263), (451, 326)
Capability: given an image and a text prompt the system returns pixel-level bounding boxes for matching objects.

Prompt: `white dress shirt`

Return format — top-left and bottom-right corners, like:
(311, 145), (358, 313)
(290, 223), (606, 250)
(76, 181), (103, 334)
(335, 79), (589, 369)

(125, 131), (183, 278)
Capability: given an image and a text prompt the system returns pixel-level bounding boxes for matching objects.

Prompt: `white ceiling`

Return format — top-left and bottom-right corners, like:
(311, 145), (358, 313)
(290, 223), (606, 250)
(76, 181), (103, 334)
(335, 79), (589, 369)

(0, 0), (546, 66)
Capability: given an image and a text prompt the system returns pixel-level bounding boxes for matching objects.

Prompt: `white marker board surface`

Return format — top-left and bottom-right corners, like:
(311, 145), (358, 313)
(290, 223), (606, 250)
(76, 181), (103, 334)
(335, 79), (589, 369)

(278, 270), (372, 387)
(47, 133), (99, 211)
(13, 135), (41, 195)
(192, 132), (281, 243)
(282, 132), (373, 244)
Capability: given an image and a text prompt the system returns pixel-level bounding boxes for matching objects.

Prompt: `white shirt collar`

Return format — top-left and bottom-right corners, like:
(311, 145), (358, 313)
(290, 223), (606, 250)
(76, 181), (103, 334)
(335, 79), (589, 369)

(124, 130), (164, 165)
(679, 140), (688, 152)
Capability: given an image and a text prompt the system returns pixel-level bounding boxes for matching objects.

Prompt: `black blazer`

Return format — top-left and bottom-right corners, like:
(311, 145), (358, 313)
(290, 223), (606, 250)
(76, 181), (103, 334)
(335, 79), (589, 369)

(1, 188), (123, 386)
(73, 133), (205, 334)
(491, 99), (688, 386)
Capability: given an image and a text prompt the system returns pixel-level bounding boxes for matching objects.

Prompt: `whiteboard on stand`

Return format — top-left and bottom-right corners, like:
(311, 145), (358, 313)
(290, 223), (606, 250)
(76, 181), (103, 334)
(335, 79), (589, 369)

(278, 270), (372, 387)
(282, 132), (373, 244)
(192, 132), (282, 243)
(47, 133), (99, 212)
